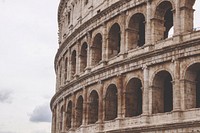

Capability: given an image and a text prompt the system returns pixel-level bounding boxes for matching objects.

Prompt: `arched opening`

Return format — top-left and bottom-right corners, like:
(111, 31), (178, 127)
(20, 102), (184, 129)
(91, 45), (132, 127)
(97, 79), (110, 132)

(65, 57), (68, 81)
(185, 63), (200, 109)
(154, 1), (173, 41)
(71, 50), (76, 77)
(80, 42), (88, 73)
(125, 78), (142, 117)
(108, 23), (121, 59)
(164, 7), (173, 39)
(91, 33), (102, 66)
(105, 84), (118, 121)
(66, 101), (72, 130)
(152, 70), (173, 114)
(58, 60), (62, 86)
(60, 106), (64, 131)
(75, 96), (83, 128)
(128, 13), (145, 50)
(88, 90), (99, 124)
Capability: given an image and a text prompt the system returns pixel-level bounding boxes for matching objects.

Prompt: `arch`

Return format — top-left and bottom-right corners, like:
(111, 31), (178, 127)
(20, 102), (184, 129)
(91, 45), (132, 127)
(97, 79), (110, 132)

(152, 70), (173, 114)
(108, 23), (121, 59)
(154, 1), (174, 41)
(75, 96), (83, 128)
(125, 78), (143, 117)
(88, 90), (99, 124)
(105, 84), (118, 121)
(91, 33), (102, 66)
(184, 63), (200, 109)
(64, 57), (68, 80)
(71, 50), (76, 77)
(80, 42), (88, 72)
(60, 105), (64, 130)
(66, 101), (72, 130)
(128, 13), (145, 50)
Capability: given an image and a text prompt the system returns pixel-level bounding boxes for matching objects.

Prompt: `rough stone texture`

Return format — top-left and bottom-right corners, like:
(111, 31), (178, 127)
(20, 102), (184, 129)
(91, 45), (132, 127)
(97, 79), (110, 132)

(51, 0), (200, 133)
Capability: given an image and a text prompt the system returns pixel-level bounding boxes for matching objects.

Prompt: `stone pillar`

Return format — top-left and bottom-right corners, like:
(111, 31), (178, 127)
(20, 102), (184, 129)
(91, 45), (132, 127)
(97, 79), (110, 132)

(119, 12), (126, 56)
(174, 0), (181, 35)
(62, 98), (67, 132)
(67, 51), (71, 82)
(145, 0), (152, 45)
(148, 85), (153, 114)
(82, 88), (88, 126)
(56, 104), (60, 132)
(61, 57), (65, 86)
(179, 4), (194, 33)
(101, 23), (108, 64)
(69, 48), (73, 80)
(51, 107), (56, 133)
(71, 94), (76, 130)
(142, 65), (150, 115)
(86, 32), (92, 72)
(117, 75), (124, 118)
(98, 82), (104, 123)
(76, 42), (81, 77)
(173, 60), (181, 111)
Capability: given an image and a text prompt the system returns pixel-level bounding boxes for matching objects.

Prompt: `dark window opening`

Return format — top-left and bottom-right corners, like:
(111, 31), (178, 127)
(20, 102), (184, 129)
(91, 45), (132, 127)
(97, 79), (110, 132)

(105, 84), (118, 121)
(108, 23), (121, 59)
(92, 33), (102, 66)
(66, 101), (72, 130)
(125, 78), (143, 117)
(196, 71), (200, 108)
(152, 71), (173, 114)
(88, 91), (99, 124)
(75, 96), (83, 128)
(164, 8), (173, 39)
(80, 43), (88, 72)
(71, 50), (76, 77)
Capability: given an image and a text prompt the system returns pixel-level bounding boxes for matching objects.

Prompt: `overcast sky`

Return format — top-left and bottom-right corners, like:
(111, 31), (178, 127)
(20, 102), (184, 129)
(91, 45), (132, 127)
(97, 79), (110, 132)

(0, 0), (59, 133)
(0, 1), (199, 133)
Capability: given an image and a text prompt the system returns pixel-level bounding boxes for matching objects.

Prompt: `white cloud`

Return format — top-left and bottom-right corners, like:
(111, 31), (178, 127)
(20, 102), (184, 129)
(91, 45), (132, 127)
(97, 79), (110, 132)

(0, 89), (13, 104)
(29, 103), (52, 123)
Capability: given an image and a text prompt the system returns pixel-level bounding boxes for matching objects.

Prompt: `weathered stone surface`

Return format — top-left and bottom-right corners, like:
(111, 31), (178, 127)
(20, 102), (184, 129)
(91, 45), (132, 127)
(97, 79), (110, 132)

(51, 0), (200, 133)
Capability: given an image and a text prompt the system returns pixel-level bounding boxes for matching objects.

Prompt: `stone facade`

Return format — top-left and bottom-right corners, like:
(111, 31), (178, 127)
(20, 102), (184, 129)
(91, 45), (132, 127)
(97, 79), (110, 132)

(51, 0), (200, 133)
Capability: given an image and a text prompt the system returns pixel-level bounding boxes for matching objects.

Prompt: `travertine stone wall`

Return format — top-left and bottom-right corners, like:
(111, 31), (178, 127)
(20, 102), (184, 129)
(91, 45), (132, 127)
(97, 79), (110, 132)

(51, 0), (200, 133)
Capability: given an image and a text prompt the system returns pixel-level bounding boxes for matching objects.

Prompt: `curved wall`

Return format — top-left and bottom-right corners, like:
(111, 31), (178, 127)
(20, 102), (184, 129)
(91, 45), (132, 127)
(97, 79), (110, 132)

(51, 0), (200, 133)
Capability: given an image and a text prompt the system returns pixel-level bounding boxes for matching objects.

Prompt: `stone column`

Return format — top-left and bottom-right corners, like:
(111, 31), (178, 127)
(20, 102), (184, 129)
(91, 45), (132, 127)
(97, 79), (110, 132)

(86, 32), (92, 72)
(97, 82), (104, 132)
(66, 51), (71, 82)
(173, 60), (181, 111)
(82, 88), (88, 126)
(142, 65), (150, 115)
(145, 0), (152, 45)
(76, 42), (81, 77)
(119, 12), (126, 56)
(179, 2), (195, 33)
(148, 85), (153, 114)
(101, 23), (108, 65)
(71, 94), (76, 130)
(62, 98), (67, 132)
(56, 104), (60, 132)
(98, 82), (104, 123)
(117, 75), (124, 118)
(51, 107), (56, 133)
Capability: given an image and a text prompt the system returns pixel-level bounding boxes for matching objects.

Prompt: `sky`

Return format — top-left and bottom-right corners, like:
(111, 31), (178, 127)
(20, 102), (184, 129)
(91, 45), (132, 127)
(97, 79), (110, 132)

(0, 1), (199, 133)
(0, 0), (59, 133)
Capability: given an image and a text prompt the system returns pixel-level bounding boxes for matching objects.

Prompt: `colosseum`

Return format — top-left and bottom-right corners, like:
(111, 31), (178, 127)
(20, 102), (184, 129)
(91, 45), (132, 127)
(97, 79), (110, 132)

(50, 0), (200, 132)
